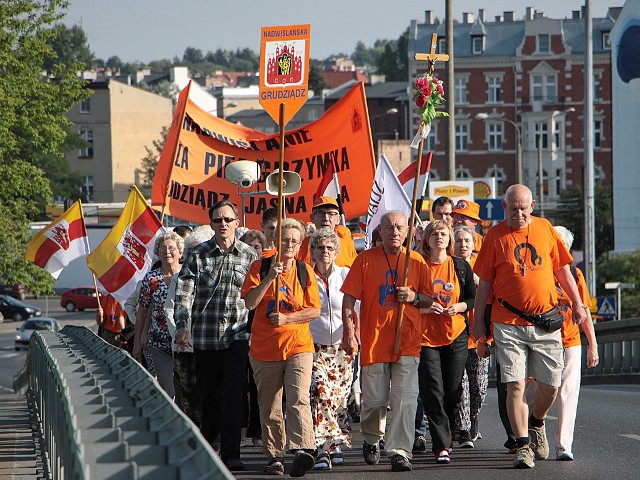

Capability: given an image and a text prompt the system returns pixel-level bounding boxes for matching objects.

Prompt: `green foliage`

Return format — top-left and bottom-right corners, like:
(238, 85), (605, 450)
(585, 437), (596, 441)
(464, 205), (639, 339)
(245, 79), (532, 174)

(376, 29), (409, 81)
(0, 0), (88, 294)
(597, 250), (640, 318)
(43, 23), (94, 74)
(308, 64), (329, 95)
(140, 126), (170, 190)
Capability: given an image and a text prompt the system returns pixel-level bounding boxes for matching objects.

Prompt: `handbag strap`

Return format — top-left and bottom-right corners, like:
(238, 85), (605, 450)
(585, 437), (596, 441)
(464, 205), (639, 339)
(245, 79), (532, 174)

(498, 298), (532, 322)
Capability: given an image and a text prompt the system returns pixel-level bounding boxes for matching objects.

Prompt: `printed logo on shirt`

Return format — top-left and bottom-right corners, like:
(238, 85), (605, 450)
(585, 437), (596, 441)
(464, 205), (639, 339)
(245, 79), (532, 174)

(432, 279), (452, 306)
(266, 285), (295, 317)
(378, 270), (399, 308)
(514, 242), (543, 272)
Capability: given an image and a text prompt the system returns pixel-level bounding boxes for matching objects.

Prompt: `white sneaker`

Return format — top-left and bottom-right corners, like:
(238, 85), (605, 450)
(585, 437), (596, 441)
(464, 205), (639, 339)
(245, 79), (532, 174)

(557, 449), (574, 461)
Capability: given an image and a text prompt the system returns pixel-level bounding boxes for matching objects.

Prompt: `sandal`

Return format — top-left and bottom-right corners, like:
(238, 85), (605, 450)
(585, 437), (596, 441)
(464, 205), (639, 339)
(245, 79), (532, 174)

(264, 458), (285, 475)
(314, 449), (332, 469)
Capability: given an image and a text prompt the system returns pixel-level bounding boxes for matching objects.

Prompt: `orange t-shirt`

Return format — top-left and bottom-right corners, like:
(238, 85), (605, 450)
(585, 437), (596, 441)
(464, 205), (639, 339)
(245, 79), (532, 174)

(473, 231), (483, 253)
(422, 257), (468, 347)
(241, 259), (320, 361)
(473, 216), (573, 326)
(297, 225), (357, 267)
(101, 295), (125, 333)
(558, 267), (591, 348)
(341, 246), (429, 366)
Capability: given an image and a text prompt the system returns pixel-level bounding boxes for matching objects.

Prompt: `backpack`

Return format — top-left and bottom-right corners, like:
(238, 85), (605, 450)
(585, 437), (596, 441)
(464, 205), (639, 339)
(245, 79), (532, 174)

(451, 256), (474, 330)
(246, 257), (309, 333)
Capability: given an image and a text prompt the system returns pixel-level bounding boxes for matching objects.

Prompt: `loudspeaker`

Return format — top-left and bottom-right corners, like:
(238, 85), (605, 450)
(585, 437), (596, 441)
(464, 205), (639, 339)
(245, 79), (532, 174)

(224, 160), (261, 188)
(265, 170), (302, 196)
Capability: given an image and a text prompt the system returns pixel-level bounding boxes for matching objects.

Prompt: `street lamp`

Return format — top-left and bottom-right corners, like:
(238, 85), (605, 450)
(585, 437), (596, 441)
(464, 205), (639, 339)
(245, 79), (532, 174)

(476, 113), (523, 185)
(605, 282), (635, 321)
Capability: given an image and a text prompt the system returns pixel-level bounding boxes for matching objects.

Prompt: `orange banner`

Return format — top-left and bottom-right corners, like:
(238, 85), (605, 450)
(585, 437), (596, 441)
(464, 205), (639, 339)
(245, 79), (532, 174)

(151, 82), (375, 229)
(259, 24), (310, 125)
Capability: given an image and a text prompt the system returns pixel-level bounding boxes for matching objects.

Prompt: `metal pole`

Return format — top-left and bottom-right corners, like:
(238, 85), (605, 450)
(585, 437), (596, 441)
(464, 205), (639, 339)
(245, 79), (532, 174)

(538, 136), (544, 217)
(445, 0), (455, 180)
(584, 0), (596, 293)
(617, 286), (622, 321)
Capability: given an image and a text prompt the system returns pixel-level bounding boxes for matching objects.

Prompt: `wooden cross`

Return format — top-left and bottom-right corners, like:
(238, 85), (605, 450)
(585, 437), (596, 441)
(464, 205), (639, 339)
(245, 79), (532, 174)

(414, 33), (450, 75)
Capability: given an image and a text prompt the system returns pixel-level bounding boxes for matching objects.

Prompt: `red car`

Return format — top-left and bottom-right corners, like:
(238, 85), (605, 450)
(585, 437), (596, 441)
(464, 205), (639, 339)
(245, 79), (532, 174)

(60, 287), (105, 312)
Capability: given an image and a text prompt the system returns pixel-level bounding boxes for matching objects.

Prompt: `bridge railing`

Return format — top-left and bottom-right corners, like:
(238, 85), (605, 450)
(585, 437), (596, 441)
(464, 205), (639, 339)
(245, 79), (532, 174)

(14, 325), (234, 480)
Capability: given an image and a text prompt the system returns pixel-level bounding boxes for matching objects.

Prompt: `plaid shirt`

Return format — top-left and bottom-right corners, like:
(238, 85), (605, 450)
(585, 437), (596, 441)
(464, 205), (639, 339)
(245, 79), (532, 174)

(174, 237), (258, 350)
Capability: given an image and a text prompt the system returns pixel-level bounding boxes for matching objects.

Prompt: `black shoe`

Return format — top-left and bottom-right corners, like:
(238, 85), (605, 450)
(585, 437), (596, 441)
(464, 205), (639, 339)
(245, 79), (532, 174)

(390, 454), (412, 472)
(504, 438), (518, 453)
(412, 435), (428, 454)
(290, 451), (314, 477)
(363, 441), (380, 465)
(458, 431), (474, 448)
(224, 458), (245, 471)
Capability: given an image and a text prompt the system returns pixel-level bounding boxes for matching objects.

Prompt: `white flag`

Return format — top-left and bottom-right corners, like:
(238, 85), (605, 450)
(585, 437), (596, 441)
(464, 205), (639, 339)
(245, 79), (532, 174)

(365, 154), (412, 248)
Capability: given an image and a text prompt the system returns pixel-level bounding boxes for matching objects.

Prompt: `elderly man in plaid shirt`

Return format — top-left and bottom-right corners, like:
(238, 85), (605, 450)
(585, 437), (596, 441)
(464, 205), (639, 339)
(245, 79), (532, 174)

(175, 200), (258, 471)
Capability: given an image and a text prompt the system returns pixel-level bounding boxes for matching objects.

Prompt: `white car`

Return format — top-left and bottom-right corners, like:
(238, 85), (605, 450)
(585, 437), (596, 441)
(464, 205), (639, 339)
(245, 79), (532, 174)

(15, 317), (61, 351)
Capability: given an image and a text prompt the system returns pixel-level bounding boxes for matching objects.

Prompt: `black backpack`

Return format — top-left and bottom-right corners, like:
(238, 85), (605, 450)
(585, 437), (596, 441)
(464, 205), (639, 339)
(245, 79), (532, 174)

(246, 257), (309, 333)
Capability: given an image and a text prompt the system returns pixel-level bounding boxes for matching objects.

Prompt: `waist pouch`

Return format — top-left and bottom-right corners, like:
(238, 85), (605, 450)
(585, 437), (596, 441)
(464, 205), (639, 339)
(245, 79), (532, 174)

(498, 299), (563, 332)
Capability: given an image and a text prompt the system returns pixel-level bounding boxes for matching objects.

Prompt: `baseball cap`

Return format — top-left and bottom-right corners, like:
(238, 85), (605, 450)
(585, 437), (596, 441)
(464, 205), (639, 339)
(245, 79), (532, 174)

(313, 196), (339, 210)
(452, 199), (482, 222)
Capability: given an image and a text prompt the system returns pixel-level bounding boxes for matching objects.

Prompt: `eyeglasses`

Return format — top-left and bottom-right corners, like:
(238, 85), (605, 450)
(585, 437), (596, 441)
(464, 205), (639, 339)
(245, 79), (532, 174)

(159, 246), (179, 253)
(314, 210), (340, 218)
(211, 216), (237, 224)
(314, 245), (336, 251)
(281, 239), (301, 245)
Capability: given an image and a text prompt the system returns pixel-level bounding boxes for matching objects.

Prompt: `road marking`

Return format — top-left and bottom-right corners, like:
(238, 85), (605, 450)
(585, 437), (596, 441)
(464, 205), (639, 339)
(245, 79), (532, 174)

(545, 415), (557, 420)
(620, 434), (640, 442)
(0, 353), (19, 359)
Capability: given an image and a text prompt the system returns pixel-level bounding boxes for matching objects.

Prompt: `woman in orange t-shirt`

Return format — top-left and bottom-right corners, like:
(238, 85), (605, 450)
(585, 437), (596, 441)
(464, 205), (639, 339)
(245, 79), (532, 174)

(452, 225), (488, 447)
(241, 218), (321, 477)
(419, 220), (475, 464)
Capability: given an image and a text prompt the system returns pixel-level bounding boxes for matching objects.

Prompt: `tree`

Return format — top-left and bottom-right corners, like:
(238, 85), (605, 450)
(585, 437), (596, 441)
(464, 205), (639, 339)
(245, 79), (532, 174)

(183, 47), (204, 64)
(43, 23), (94, 74)
(308, 64), (329, 96)
(106, 55), (123, 70)
(140, 126), (170, 190)
(376, 29), (409, 81)
(1, 0), (90, 295)
(597, 250), (640, 318)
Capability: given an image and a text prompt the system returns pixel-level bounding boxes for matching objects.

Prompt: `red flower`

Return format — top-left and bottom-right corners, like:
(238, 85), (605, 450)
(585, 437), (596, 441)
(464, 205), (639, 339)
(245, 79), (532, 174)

(436, 83), (444, 96)
(421, 84), (432, 97)
(415, 95), (427, 108)
(415, 76), (430, 90)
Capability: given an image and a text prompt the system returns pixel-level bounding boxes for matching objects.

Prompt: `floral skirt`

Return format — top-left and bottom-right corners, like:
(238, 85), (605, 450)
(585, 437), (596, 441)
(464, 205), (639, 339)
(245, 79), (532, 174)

(311, 344), (354, 450)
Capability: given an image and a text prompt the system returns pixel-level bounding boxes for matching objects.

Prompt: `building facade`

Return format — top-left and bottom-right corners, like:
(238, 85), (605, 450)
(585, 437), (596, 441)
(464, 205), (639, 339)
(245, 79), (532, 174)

(408, 7), (618, 204)
(65, 79), (172, 202)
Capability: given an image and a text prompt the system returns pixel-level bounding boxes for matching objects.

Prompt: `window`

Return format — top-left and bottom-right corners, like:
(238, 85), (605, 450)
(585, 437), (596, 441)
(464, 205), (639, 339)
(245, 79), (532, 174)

(602, 32), (611, 50)
(82, 176), (94, 202)
(594, 120), (602, 148)
(487, 75), (502, 103)
(455, 166), (472, 179)
(554, 120), (562, 150)
(429, 169), (440, 181)
(426, 123), (437, 151)
(555, 168), (564, 194)
(472, 37), (483, 55)
(595, 164), (605, 183)
(488, 122), (503, 151)
(79, 129), (93, 158)
(438, 38), (446, 54)
(454, 77), (468, 104)
(486, 164), (506, 187)
(594, 74), (602, 101)
(537, 34), (550, 53)
(307, 110), (318, 121)
(455, 123), (469, 151)
(534, 122), (549, 150)
(531, 74), (557, 102)
(80, 98), (91, 113)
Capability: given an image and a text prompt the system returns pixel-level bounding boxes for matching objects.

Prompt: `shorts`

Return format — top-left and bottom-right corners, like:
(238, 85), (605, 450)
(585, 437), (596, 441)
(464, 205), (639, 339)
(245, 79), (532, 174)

(493, 323), (564, 387)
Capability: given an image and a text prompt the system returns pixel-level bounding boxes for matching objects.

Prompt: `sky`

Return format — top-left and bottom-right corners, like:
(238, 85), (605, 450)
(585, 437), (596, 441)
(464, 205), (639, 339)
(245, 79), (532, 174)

(62, 0), (616, 63)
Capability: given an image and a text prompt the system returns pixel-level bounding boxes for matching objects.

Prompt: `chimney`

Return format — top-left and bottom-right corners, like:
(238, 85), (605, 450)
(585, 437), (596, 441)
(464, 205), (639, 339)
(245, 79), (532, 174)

(495, 15), (503, 23)
(463, 12), (474, 24)
(534, 11), (544, 19)
(573, 10), (581, 19)
(478, 9), (485, 22)
(525, 7), (534, 21)
(425, 10), (433, 25)
(504, 11), (514, 22)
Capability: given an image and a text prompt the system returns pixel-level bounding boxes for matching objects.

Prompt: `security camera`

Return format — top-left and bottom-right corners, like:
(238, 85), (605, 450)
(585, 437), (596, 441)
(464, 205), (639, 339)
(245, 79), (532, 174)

(224, 161), (261, 188)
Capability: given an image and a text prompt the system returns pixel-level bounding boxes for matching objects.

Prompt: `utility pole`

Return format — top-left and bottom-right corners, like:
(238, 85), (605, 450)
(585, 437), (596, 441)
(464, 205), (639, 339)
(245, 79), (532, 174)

(445, 0), (455, 180)
(584, 0), (596, 293)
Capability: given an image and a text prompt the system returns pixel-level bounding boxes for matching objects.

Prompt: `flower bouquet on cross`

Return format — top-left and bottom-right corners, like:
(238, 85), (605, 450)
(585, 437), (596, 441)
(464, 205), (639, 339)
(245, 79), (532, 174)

(410, 73), (449, 148)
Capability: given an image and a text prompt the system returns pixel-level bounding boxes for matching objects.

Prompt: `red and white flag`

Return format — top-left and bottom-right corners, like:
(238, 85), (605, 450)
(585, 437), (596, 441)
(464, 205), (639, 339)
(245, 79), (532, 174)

(365, 154), (413, 248)
(398, 152), (433, 201)
(314, 157), (340, 201)
(86, 187), (165, 306)
(25, 200), (89, 279)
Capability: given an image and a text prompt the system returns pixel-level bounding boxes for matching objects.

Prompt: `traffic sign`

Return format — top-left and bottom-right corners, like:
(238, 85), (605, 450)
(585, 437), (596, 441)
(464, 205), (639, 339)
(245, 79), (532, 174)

(597, 296), (616, 317)
(477, 199), (504, 221)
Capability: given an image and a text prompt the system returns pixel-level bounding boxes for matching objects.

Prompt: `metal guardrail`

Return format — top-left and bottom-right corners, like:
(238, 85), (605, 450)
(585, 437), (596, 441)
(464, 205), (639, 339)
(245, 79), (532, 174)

(14, 325), (234, 480)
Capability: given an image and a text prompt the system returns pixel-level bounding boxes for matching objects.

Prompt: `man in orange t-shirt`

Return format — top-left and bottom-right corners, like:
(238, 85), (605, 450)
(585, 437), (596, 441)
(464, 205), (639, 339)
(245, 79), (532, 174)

(297, 196), (357, 267)
(472, 185), (587, 469)
(97, 294), (126, 347)
(341, 211), (432, 472)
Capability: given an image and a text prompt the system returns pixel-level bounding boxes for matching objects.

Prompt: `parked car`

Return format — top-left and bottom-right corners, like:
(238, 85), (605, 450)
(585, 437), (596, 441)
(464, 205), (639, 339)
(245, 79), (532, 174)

(15, 317), (61, 351)
(0, 295), (41, 322)
(0, 283), (26, 301)
(60, 287), (105, 312)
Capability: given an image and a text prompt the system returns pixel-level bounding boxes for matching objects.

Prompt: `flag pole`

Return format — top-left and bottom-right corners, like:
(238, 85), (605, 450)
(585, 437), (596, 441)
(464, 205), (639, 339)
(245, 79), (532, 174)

(394, 122), (426, 354)
(331, 158), (347, 226)
(274, 102), (286, 310)
(79, 200), (104, 321)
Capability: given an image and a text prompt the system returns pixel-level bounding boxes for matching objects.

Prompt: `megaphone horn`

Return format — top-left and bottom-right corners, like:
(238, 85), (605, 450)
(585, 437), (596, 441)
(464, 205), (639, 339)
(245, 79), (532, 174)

(265, 170), (302, 196)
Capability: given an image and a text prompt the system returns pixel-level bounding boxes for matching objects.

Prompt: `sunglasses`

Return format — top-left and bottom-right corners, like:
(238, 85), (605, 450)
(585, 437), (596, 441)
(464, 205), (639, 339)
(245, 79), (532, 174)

(211, 217), (237, 224)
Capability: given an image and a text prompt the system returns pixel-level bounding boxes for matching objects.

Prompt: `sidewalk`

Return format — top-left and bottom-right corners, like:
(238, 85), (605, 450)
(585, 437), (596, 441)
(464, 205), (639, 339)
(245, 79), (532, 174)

(0, 394), (45, 479)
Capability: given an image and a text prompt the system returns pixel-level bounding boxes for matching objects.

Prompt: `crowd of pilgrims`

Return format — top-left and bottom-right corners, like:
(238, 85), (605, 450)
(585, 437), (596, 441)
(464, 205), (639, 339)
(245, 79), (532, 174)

(95, 191), (597, 476)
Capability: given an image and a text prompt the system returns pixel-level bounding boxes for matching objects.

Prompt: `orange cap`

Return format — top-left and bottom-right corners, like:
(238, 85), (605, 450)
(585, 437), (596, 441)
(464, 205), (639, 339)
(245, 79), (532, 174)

(452, 199), (482, 222)
(313, 196), (339, 209)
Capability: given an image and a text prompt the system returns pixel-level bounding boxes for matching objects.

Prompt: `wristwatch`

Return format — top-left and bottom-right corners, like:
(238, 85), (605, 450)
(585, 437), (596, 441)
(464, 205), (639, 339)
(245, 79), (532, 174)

(574, 302), (587, 309)
(412, 293), (421, 306)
